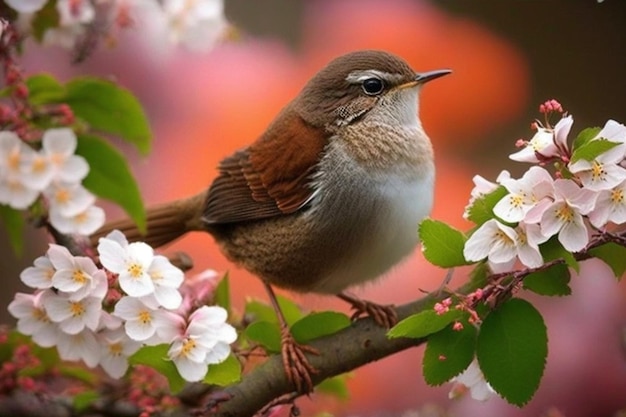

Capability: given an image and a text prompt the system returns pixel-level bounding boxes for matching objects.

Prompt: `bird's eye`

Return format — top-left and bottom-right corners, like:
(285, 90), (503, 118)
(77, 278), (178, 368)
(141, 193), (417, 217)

(361, 77), (385, 95)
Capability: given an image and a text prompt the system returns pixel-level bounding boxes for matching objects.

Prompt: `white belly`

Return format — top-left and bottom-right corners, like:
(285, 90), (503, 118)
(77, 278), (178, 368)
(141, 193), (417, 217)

(308, 169), (434, 294)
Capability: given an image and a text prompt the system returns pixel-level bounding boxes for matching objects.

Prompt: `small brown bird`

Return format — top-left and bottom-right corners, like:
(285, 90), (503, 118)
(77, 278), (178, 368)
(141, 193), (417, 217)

(92, 50), (450, 392)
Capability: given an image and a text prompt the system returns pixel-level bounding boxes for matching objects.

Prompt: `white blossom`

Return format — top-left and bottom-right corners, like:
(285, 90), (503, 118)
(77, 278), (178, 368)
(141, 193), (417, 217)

(47, 244), (107, 300)
(20, 255), (55, 289)
(56, 328), (101, 368)
(42, 291), (102, 335)
(7, 291), (59, 348)
(49, 204), (106, 236)
(98, 238), (155, 297)
(449, 358), (496, 401)
(97, 328), (142, 378)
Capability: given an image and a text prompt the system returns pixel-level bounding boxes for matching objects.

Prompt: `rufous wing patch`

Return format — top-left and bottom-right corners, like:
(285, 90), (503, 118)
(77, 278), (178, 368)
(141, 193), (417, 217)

(204, 111), (327, 224)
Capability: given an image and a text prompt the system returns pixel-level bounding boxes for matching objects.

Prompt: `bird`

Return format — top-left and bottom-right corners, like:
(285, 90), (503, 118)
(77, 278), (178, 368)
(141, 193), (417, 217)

(91, 50), (450, 392)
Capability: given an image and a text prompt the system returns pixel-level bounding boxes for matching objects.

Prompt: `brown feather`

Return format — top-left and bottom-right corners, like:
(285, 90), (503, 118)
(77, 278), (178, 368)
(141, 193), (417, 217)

(203, 108), (327, 224)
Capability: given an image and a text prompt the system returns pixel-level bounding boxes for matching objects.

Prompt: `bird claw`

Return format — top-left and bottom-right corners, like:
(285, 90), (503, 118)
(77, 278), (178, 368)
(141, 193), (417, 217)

(339, 293), (398, 328)
(280, 327), (319, 393)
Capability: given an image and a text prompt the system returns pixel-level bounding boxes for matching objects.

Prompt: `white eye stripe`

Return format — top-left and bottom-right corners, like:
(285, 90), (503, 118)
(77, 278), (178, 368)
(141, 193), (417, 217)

(345, 70), (404, 84)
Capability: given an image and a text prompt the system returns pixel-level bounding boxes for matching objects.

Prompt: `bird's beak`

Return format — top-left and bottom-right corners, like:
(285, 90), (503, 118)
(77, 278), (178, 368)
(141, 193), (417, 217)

(398, 69), (452, 89)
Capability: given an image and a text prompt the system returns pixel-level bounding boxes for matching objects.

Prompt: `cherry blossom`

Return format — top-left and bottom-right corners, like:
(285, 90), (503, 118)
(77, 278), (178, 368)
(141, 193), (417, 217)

(47, 244), (107, 300)
(168, 306), (237, 382)
(97, 328), (142, 378)
(509, 115), (573, 163)
(540, 179), (597, 252)
(98, 238), (155, 297)
(568, 144), (626, 191)
(42, 291), (102, 335)
(49, 204), (106, 235)
(20, 255), (55, 289)
(7, 292), (59, 348)
(44, 182), (95, 217)
(55, 328), (101, 368)
(0, 131), (39, 209)
(588, 180), (626, 228)
(113, 296), (165, 341)
(493, 166), (554, 223)
(449, 358), (496, 401)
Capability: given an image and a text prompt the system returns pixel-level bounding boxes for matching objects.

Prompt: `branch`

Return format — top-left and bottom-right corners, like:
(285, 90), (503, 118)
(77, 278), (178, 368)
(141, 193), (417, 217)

(205, 281), (478, 417)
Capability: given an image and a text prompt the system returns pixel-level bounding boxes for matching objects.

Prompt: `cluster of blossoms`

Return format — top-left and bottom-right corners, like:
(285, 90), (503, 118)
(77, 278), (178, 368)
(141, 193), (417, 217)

(463, 102), (626, 273)
(6, 0), (228, 53)
(0, 128), (105, 235)
(8, 230), (237, 382)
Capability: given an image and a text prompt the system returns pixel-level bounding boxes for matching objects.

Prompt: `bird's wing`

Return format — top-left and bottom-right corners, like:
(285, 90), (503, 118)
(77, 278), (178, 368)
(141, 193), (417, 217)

(203, 111), (327, 224)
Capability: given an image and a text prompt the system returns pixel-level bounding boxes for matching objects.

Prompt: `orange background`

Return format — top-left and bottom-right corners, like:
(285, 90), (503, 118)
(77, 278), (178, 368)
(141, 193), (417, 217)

(2, 1), (626, 416)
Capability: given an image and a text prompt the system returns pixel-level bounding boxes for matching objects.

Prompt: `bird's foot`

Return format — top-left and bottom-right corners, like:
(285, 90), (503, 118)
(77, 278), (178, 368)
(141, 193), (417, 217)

(280, 326), (319, 394)
(338, 292), (398, 328)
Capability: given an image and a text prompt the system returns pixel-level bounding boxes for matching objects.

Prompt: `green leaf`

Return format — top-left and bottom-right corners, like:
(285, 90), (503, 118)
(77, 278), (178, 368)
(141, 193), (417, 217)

(244, 321), (281, 353)
(477, 298), (547, 406)
(388, 309), (462, 339)
(465, 185), (508, 226)
(203, 354), (242, 386)
(56, 364), (97, 385)
(317, 374), (351, 400)
(523, 263), (571, 296)
(31, 1), (59, 42)
(244, 296), (303, 326)
(291, 311), (351, 343)
(129, 345), (186, 393)
(419, 219), (469, 267)
(76, 134), (146, 232)
(589, 242), (626, 280)
(63, 77), (152, 154)
(572, 127), (601, 150)
(0, 205), (24, 255)
(539, 235), (579, 273)
(570, 139), (621, 164)
(26, 73), (66, 105)
(214, 273), (231, 313)
(423, 320), (477, 386)
(73, 390), (100, 413)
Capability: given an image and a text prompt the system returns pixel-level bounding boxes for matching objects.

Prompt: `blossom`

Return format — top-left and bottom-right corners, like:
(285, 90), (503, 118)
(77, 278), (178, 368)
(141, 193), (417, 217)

(113, 296), (166, 341)
(44, 182), (95, 217)
(509, 115), (573, 163)
(49, 204), (106, 235)
(56, 328), (101, 368)
(20, 255), (55, 289)
(540, 179), (597, 252)
(449, 358), (496, 401)
(168, 306), (236, 382)
(161, 0), (228, 51)
(464, 219), (518, 271)
(42, 291), (102, 335)
(47, 244), (107, 300)
(98, 238), (155, 297)
(0, 131), (39, 209)
(463, 170), (510, 219)
(7, 292), (59, 348)
(148, 255), (184, 309)
(493, 166), (554, 223)
(4, 0), (47, 13)
(97, 328), (142, 378)
(568, 144), (626, 191)
(588, 180), (626, 228)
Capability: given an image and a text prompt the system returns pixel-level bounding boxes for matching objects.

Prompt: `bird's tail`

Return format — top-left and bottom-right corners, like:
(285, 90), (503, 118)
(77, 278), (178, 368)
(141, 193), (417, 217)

(90, 191), (208, 248)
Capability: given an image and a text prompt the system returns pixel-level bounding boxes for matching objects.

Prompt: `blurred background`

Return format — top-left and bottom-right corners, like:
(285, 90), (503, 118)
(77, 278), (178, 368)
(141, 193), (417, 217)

(2, 0), (626, 416)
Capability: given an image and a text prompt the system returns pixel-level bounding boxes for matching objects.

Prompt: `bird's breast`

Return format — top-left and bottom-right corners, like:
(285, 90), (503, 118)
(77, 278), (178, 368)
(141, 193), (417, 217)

(304, 132), (435, 293)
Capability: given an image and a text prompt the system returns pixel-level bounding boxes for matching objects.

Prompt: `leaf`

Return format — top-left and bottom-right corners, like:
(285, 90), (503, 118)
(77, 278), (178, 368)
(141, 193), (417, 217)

(31, 1), (59, 42)
(0, 204), (24, 255)
(477, 298), (547, 406)
(419, 219), (469, 267)
(26, 73), (66, 104)
(129, 345), (187, 393)
(589, 242), (626, 280)
(56, 364), (97, 385)
(539, 235), (579, 273)
(244, 296), (303, 326)
(523, 263), (571, 296)
(73, 390), (100, 413)
(423, 320), (477, 386)
(388, 309), (462, 339)
(466, 185), (508, 226)
(214, 273), (231, 313)
(63, 77), (152, 154)
(244, 321), (281, 353)
(76, 134), (146, 232)
(203, 354), (241, 386)
(291, 311), (351, 343)
(570, 139), (621, 164)
(572, 126), (601, 150)
(317, 374), (351, 400)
